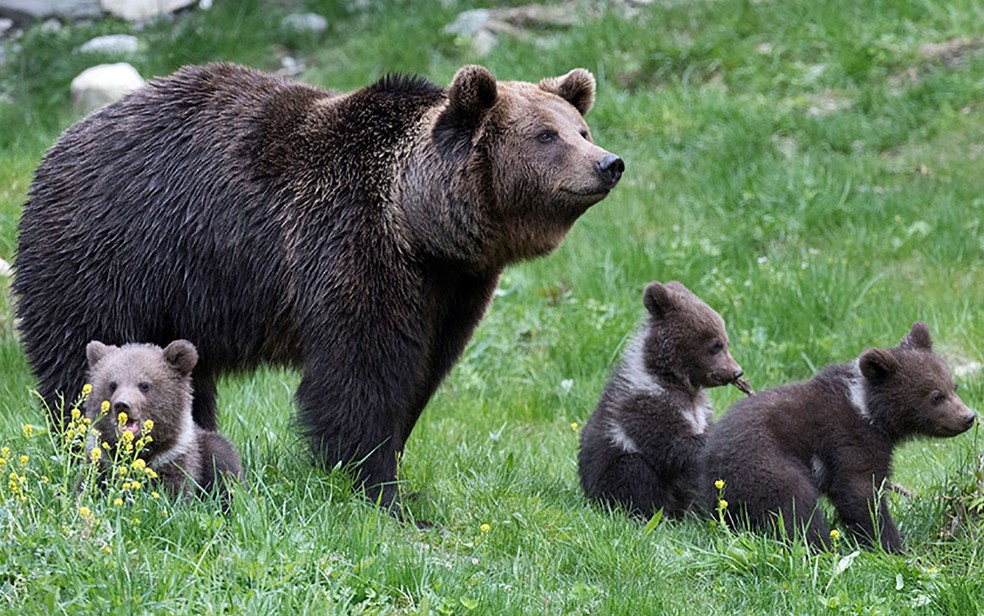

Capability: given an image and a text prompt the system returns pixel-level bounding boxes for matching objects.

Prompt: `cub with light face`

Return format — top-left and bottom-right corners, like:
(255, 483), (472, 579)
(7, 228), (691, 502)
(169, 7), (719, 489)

(85, 339), (243, 503)
(578, 281), (747, 518)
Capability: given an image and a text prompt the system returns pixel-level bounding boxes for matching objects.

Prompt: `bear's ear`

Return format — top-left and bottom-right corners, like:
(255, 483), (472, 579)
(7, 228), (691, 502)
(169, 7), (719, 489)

(163, 339), (198, 375)
(899, 321), (933, 351)
(446, 65), (498, 123)
(86, 340), (115, 368)
(539, 68), (596, 116)
(859, 348), (900, 383)
(643, 281), (677, 318)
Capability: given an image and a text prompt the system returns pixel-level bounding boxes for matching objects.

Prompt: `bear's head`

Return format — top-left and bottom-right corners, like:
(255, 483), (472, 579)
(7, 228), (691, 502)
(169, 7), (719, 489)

(409, 65), (624, 271)
(642, 281), (744, 391)
(859, 322), (977, 439)
(84, 340), (198, 461)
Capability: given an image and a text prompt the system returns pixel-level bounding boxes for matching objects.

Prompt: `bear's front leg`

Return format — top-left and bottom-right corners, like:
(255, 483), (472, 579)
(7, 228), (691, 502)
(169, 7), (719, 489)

(296, 352), (416, 513)
(828, 476), (904, 554)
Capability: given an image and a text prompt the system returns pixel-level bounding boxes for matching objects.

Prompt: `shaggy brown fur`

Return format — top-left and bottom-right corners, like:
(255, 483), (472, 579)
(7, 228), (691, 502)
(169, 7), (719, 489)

(15, 63), (623, 510)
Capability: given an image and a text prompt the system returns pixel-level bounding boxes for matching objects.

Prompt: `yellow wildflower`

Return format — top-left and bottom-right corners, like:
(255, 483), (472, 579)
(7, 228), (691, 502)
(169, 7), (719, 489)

(130, 480), (141, 490)
(480, 523), (491, 533)
(102, 442), (111, 450)
(131, 459), (146, 471)
(113, 498), (123, 507)
(151, 492), (160, 499)
(71, 408), (81, 421)
(117, 412), (128, 428)
(82, 383), (93, 396)
(102, 545), (111, 554)
(121, 430), (134, 444)
(829, 529), (841, 540)
(142, 420), (154, 433)
(570, 422), (578, 431)
(100, 400), (110, 413)
(718, 499), (729, 510)
(122, 482), (132, 491)
(19, 455), (28, 467)
(0, 459), (5, 469)
(714, 479), (725, 490)
(145, 469), (158, 479)
(90, 448), (102, 463)
(117, 465), (128, 476)
(1, 447), (9, 458)
(79, 507), (91, 517)
(22, 424), (34, 439)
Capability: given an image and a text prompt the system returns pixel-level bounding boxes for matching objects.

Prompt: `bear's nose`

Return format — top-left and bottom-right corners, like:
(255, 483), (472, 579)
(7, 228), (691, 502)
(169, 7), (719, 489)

(962, 412), (977, 429)
(733, 368), (744, 381)
(597, 154), (624, 187)
(114, 400), (130, 414)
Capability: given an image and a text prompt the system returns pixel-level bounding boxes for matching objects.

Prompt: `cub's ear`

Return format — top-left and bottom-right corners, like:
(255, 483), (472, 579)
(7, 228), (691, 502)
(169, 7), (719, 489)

(899, 321), (933, 351)
(446, 65), (498, 123)
(85, 340), (115, 368)
(643, 281), (677, 318)
(163, 339), (199, 376)
(859, 348), (900, 383)
(539, 68), (595, 116)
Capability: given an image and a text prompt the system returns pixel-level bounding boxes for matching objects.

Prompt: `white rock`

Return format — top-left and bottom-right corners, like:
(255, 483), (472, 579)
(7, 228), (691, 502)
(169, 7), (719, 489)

(281, 12), (328, 34)
(444, 9), (490, 38)
(77, 34), (139, 55)
(0, 0), (101, 20)
(70, 62), (144, 114)
(100, 0), (196, 22)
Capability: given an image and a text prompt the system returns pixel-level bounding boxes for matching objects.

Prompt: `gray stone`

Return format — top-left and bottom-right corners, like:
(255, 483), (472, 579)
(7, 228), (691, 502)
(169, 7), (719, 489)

(281, 12), (327, 34)
(444, 9), (490, 38)
(0, 0), (101, 21)
(77, 33), (138, 55)
(100, 0), (195, 22)
(70, 62), (144, 114)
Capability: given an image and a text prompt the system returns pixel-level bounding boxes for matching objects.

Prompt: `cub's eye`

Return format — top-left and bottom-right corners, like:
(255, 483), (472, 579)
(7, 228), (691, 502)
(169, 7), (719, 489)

(930, 391), (945, 405)
(108, 382), (117, 393)
(709, 340), (724, 354)
(579, 129), (589, 139)
(138, 382), (151, 393)
(536, 130), (557, 144)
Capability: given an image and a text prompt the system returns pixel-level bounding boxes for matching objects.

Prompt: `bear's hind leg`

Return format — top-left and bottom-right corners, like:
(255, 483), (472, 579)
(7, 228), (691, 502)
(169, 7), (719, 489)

(191, 371), (218, 431)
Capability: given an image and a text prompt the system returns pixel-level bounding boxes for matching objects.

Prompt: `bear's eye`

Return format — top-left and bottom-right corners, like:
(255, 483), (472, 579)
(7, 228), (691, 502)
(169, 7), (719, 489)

(709, 340), (724, 354)
(536, 130), (558, 144)
(930, 391), (945, 405)
(579, 129), (589, 140)
(138, 382), (151, 393)
(108, 382), (117, 393)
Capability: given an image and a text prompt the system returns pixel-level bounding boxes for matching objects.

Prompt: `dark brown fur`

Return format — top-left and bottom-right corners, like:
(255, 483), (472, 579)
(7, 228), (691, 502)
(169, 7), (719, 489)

(579, 281), (744, 518)
(700, 322), (977, 553)
(14, 63), (623, 510)
(84, 340), (244, 503)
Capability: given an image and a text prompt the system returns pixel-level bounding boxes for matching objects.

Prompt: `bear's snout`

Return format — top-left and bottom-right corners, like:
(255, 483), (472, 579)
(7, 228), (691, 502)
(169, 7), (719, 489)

(596, 154), (624, 188)
(113, 399), (131, 414)
(961, 411), (977, 430)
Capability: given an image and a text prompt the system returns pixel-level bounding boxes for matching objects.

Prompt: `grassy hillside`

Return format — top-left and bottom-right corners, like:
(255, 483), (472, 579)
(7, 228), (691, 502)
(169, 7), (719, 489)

(0, 0), (982, 613)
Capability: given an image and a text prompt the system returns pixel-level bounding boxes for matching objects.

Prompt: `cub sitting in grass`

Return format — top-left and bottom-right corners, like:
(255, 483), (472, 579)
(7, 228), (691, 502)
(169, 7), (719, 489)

(700, 322), (977, 553)
(578, 281), (748, 518)
(85, 339), (244, 503)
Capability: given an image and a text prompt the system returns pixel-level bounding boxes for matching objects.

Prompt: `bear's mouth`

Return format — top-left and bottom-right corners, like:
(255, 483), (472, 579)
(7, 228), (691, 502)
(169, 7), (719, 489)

(122, 420), (141, 435)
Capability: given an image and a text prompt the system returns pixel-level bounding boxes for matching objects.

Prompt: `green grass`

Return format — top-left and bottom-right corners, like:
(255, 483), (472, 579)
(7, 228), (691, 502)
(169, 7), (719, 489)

(1, 0), (983, 613)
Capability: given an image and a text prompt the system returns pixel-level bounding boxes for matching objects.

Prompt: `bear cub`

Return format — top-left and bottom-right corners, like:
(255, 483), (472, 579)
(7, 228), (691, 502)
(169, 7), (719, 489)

(700, 322), (977, 553)
(84, 340), (244, 503)
(578, 281), (747, 519)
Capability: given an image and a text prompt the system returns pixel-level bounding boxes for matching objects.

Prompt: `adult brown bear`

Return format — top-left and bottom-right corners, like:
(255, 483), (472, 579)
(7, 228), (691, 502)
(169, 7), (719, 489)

(14, 63), (623, 510)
